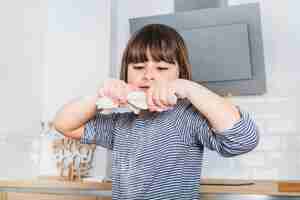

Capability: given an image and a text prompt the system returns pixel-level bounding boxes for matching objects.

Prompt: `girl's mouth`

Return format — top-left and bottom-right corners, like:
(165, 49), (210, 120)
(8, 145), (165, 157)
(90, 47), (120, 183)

(139, 86), (150, 91)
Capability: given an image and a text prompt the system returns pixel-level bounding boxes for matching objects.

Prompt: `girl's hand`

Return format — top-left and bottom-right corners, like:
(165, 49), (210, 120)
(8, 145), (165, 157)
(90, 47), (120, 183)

(146, 79), (190, 112)
(97, 79), (138, 106)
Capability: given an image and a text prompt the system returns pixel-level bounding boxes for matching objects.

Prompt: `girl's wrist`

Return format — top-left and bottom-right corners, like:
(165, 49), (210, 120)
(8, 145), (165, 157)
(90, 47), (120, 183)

(174, 79), (191, 100)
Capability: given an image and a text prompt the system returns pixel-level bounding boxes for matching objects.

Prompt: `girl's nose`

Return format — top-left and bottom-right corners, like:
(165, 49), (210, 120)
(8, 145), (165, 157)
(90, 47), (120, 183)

(144, 69), (155, 80)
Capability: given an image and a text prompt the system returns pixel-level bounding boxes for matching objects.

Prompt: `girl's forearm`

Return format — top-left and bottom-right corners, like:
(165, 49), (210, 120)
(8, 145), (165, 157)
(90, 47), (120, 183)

(53, 95), (98, 134)
(184, 80), (240, 133)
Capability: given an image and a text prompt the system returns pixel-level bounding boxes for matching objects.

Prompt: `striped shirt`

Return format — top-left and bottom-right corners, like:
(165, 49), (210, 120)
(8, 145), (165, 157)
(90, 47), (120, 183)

(81, 100), (259, 200)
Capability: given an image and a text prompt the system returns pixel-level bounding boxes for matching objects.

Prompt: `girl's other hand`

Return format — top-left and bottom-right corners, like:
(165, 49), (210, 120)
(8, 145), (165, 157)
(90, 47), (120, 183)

(97, 79), (139, 106)
(146, 79), (189, 112)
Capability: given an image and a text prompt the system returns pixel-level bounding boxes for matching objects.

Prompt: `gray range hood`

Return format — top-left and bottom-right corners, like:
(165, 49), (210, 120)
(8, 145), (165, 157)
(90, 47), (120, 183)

(174, 0), (228, 11)
(129, 1), (266, 96)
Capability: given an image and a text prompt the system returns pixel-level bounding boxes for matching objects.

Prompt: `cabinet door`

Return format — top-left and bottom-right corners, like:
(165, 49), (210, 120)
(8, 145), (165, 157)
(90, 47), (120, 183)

(0, 192), (7, 200)
(7, 193), (97, 200)
(96, 198), (112, 200)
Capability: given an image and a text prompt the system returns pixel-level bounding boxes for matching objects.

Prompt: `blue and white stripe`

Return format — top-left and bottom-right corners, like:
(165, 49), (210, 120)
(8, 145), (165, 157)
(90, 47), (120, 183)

(81, 100), (259, 200)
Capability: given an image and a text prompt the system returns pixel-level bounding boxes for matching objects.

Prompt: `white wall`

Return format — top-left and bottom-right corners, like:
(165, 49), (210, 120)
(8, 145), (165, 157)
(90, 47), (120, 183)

(43, 0), (111, 122)
(113, 0), (300, 180)
(0, 0), (46, 178)
(0, 0), (112, 179)
(0, 0), (44, 136)
(42, 0), (112, 179)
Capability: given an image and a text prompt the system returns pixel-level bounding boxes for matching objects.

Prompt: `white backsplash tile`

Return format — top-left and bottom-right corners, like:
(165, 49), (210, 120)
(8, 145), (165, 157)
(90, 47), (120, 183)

(252, 168), (279, 180)
(256, 136), (282, 151)
(238, 152), (266, 167)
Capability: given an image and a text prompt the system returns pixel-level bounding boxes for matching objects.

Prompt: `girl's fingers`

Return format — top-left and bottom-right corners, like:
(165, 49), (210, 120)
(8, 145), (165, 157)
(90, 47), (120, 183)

(146, 81), (179, 112)
(146, 88), (158, 112)
(97, 88), (105, 98)
(159, 87), (171, 107)
(101, 80), (127, 100)
(149, 87), (169, 112)
(114, 83), (126, 102)
(168, 94), (177, 105)
(152, 88), (165, 108)
(167, 87), (178, 106)
(146, 88), (153, 110)
(97, 80), (177, 112)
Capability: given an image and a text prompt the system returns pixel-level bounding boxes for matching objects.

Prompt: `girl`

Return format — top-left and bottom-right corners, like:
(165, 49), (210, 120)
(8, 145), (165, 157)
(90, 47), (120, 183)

(53, 24), (259, 200)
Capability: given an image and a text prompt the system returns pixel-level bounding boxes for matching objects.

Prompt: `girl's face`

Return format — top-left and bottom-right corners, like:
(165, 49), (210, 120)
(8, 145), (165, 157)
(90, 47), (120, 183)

(127, 51), (179, 92)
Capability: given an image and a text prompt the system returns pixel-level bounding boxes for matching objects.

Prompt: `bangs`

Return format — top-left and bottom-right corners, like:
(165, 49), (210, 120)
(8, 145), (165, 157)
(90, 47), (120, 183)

(125, 31), (177, 64)
(120, 24), (192, 82)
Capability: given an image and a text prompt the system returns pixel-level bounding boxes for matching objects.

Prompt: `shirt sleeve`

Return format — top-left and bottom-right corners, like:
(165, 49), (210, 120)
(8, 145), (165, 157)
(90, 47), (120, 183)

(80, 112), (120, 150)
(174, 101), (259, 157)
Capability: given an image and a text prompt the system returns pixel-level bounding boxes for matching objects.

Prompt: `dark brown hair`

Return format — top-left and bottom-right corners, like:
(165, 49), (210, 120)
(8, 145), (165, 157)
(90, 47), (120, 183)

(120, 24), (192, 82)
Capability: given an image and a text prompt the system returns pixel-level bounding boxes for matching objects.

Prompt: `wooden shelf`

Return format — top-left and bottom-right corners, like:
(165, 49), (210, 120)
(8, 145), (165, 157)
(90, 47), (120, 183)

(278, 181), (300, 193)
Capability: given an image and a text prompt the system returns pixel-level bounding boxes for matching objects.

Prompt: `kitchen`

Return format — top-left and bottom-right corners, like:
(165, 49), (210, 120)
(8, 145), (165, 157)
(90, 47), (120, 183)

(0, 0), (299, 199)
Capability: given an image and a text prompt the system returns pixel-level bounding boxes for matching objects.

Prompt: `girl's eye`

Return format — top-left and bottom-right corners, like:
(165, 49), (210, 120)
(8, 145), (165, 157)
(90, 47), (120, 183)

(157, 67), (168, 71)
(133, 66), (144, 70)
